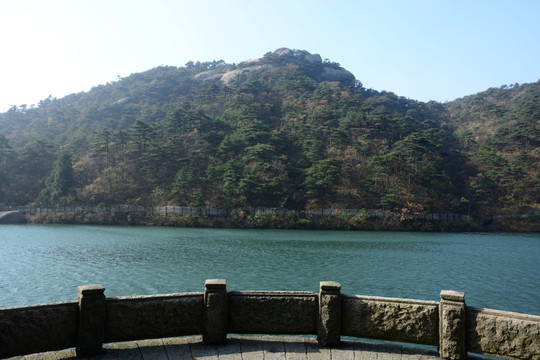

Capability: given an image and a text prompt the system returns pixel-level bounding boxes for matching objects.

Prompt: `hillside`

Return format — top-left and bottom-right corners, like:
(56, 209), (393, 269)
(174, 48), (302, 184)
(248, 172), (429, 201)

(445, 82), (540, 215)
(0, 48), (538, 217)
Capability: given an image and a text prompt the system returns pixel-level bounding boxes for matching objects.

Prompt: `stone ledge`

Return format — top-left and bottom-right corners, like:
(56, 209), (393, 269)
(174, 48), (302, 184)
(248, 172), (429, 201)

(441, 290), (465, 302)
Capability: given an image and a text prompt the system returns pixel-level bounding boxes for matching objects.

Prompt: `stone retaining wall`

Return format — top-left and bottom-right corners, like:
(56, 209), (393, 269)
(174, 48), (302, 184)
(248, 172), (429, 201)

(4, 205), (481, 222)
(1, 280), (539, 360)
(0, 210), (26, 224)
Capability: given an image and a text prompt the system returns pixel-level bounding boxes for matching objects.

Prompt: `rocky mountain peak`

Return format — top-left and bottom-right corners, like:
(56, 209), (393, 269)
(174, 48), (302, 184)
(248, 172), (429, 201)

(194, 48), (355, 86)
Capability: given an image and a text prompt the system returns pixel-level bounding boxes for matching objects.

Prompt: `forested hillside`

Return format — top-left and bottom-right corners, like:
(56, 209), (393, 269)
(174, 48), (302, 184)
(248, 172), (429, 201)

(0, 48), (538, 216)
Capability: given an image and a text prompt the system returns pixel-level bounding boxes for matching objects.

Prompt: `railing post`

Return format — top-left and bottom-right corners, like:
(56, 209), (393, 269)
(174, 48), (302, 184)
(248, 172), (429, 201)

(76, 284), (106, 357)
(439, 290), (467, 360)
(203, 279), (228, 344)
(317, 281), (341, 347)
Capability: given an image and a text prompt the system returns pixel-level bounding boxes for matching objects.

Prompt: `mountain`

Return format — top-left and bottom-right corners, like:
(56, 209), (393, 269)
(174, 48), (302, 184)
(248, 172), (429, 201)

(0, 48), (538, 216)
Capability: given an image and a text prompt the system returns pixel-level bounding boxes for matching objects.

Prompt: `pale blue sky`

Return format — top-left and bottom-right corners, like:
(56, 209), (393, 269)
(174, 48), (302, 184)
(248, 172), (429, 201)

(1, 0), (539, 112)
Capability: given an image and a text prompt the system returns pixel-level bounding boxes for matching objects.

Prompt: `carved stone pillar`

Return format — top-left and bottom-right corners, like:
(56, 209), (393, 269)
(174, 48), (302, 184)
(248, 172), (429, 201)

(203, 279), (228, 344)
(439, 290), (467, 360)
(317, 281), (341, 347)
(76, 284), (106, 356)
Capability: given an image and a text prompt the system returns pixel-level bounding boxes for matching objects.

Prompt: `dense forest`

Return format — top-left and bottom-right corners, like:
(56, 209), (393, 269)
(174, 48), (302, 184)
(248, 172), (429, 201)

(0, 48), (538, 218)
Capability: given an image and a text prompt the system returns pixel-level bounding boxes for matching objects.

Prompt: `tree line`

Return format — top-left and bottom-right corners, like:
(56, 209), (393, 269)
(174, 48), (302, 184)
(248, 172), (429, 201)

(0, 50), (538, 218)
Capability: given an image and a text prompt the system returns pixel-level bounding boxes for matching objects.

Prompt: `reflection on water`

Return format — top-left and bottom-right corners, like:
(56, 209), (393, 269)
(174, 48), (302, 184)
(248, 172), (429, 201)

(0, 225), (538, 315)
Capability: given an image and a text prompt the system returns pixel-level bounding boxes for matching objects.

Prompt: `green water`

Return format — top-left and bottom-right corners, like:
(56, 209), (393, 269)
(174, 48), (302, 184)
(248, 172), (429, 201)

(0, 225), (538, 315)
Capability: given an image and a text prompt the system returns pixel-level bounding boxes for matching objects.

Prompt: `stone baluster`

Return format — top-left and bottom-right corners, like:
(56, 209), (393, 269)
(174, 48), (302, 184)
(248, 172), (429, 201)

(76, 284), (106, 356)
(439, 290), (467, 360)
(317, 281), (341, 347)
(203, 279), (228, 344)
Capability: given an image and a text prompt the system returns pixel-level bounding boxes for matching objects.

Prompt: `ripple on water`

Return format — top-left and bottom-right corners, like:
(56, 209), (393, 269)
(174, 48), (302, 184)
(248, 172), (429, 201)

(0, 226), (538, 315)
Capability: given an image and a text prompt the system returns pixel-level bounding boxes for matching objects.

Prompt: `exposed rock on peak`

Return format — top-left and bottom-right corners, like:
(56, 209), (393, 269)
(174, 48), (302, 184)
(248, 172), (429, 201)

(320, 67), (355, 84)
(274, 47), (293, 56)
(193, 48), (355, 87)
(193, 69), (225, 81)
(274, 47), (322, 64)
(220, 64), (275, 85)
(304, 53), (322, 64)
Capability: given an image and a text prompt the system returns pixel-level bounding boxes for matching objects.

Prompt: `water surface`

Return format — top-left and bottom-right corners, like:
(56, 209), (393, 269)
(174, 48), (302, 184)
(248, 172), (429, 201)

(0, 225), (538, 315)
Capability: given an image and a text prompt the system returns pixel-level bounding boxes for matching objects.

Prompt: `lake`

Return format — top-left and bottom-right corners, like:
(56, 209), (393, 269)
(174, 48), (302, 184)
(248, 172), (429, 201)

(0, 225), (538, 315)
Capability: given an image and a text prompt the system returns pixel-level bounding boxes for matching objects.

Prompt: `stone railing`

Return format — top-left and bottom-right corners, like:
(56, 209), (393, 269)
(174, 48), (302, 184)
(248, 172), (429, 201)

(0, 280), (538, 360)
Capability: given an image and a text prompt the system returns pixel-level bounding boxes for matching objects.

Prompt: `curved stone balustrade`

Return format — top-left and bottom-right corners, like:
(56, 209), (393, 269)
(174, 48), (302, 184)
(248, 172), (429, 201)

(0, 280), (538, 360)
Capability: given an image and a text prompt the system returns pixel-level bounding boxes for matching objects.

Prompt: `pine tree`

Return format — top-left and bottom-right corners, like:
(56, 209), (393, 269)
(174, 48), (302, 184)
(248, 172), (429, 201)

(38, 152), (75, 205)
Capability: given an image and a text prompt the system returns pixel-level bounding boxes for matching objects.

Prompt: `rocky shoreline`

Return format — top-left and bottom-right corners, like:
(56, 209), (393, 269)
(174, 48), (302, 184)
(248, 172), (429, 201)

(25, 210), (540, 232)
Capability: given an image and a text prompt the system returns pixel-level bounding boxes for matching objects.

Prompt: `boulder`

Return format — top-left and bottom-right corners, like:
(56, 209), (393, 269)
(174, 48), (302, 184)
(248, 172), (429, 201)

(320, 67), (355, 85)
(114, 97), (131, 105)
(0, 211), (27, 224)
(274, 47), (293, 56)
(274, 48), (322, 64)
(304, 53), (322, 64)
(194, 69), (219, 80)
(220, 64), (275, 85)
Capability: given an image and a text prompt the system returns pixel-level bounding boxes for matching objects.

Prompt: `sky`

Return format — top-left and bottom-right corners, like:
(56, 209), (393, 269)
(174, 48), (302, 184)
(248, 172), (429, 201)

(1, 0), (539, 112)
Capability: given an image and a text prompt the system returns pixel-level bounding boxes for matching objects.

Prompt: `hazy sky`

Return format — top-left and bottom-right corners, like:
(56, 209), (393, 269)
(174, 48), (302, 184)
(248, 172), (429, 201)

(1, 0), (539, 112)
